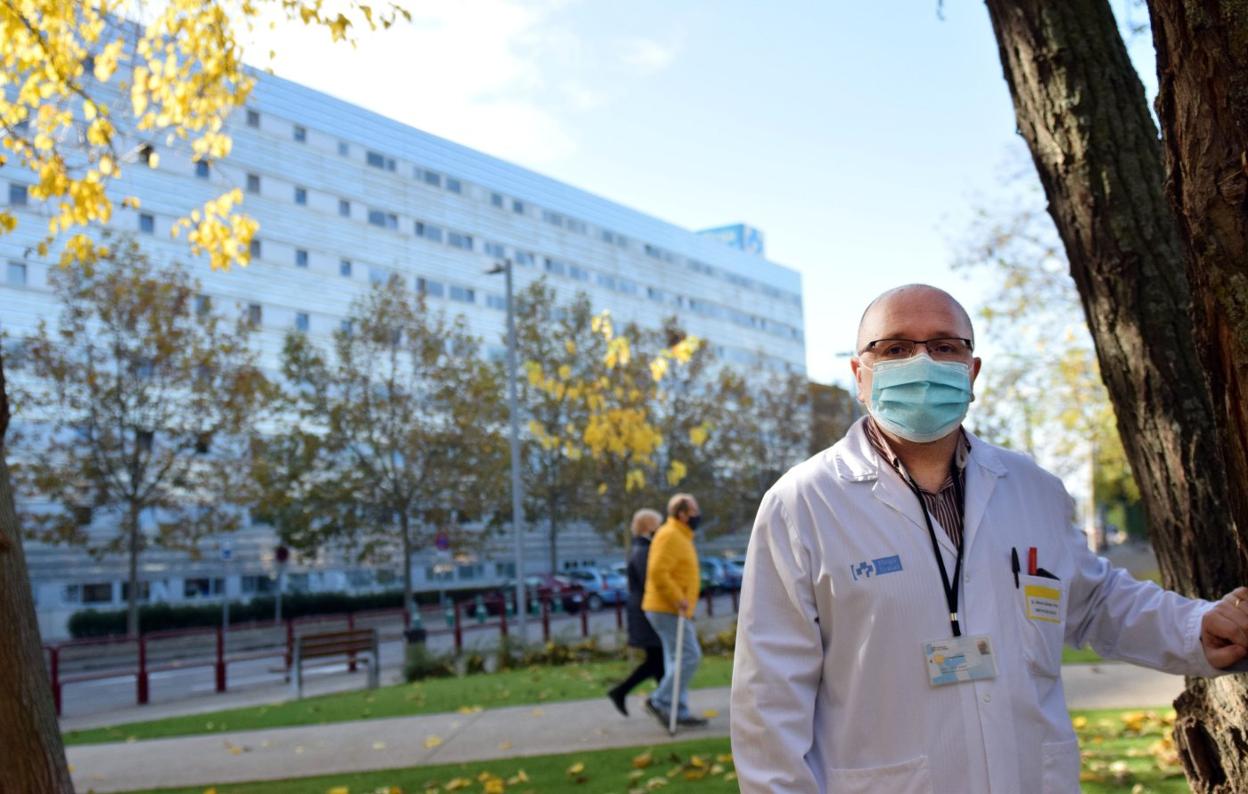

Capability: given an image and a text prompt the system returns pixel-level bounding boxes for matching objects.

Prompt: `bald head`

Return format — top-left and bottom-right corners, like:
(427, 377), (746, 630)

(856, 285), (975, 354)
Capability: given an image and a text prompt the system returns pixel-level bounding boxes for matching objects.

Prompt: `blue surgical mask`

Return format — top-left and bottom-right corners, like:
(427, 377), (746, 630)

(865, 354), (972, 443)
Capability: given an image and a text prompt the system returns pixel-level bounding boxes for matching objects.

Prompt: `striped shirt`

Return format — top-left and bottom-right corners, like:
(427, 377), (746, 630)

(864, 417), (970, 548)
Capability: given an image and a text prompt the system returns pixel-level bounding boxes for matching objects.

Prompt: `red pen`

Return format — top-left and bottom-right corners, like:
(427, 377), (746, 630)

(1027, 547), (1037, 576)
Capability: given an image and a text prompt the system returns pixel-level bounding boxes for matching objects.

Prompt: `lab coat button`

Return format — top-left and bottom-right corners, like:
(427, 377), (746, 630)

(982, 693), (992, 703)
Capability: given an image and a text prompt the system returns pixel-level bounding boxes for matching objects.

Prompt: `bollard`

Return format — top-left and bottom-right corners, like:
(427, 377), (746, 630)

(215, 625), (227, 693)
(615, 600), (624, 630)
(541, 596), (551, 642)
(284, 619), (294, 673)
(580, 601), (589, 637)
(453, 600), (463, 653)
(137, 634), (150, 705)
(444, 598), (455, 628)
(529, 595), (540, 617)
(347, 613), (358, 673)
(705, 589), (714, 617)
(475, 594), (487, 625)
(731, 589), (739, 613)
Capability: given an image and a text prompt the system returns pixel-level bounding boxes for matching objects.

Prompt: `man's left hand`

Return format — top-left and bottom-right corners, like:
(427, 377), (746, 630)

(1201, 586), (1248, 669)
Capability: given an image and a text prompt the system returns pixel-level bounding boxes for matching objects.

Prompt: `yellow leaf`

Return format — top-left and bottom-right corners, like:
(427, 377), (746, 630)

(456, 705), (482, 714)
(507, 770), (529, 784)
(327, 788), (350, 794)
(424, 735), (443, 748)
(702, 708), (719, 719)
(567, 761), (585, 776)
(632, 751), (653, 769)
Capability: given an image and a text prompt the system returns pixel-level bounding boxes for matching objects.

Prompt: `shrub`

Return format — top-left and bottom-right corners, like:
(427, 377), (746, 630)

(403, 643), (456, 682)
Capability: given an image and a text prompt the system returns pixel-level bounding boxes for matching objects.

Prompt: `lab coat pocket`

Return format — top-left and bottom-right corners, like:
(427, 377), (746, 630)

(1017, 574), (1067, 678)
(1041, 739), (1081, 794)
(825, 755), (933, 794)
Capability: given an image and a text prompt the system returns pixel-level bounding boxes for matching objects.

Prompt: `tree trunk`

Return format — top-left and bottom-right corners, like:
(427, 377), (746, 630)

(0, 353), (75, 791)
(400, 511), (413, 613)
(548, 496), (558, 574)
(1145, 3), (1248, 789)
(982, 2), (1248, 788)
(126, 503), (141, 638)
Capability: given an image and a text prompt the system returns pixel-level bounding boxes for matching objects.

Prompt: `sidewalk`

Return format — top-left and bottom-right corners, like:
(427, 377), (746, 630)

(67, 662), (1185, 793)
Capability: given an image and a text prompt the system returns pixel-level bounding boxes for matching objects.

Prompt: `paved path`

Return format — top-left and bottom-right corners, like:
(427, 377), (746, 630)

(68, 662), (1185, 793)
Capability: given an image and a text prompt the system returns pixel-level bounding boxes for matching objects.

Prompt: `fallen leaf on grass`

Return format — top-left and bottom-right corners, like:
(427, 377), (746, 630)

(443, 778), (472, 790)
(327, 787), (350, 794)
(632, 751), (653, 769)
(506, 770), (529, 784)
(567, 762), (585, 776)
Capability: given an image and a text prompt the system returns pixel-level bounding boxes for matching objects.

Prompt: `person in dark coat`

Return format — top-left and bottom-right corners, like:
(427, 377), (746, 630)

(607, 508), (665, 716)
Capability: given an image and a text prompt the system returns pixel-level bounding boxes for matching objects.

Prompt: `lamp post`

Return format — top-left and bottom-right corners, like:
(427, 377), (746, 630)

(488, 258), (526, 644)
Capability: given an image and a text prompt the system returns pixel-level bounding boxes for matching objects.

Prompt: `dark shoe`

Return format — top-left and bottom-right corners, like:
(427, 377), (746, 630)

(607, 686), (628, 717)
(677, 714), (708, 728)
(644, 698), (669, 728)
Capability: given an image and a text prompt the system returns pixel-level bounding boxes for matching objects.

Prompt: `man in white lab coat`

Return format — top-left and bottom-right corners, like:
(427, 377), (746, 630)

(730, 284), (1248, 794)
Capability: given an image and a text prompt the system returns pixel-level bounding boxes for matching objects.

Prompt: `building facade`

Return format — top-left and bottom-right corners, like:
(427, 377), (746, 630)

(1, 71), (805, 638)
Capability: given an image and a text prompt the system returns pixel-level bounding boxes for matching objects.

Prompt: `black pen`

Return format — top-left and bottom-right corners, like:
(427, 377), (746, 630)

(1011, 547), (1020, 588)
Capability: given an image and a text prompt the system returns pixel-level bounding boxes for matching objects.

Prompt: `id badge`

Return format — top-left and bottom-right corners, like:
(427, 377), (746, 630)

(923, 634), (998, 686)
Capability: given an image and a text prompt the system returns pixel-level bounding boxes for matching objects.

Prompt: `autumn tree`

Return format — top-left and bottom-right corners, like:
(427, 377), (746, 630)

(982, 1), (1246, 786)
(15, 235), (267, 637)
(277, 277), (505, 612)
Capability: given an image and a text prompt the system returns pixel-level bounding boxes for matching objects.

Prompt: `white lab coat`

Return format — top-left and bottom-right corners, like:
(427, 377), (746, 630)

(731, 418), (1223, 794)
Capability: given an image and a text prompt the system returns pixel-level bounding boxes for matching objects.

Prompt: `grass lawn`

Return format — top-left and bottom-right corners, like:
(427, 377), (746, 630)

(118, 736), (739, 794)
(64, 656), (734, 746)
(114, 708), (1184, 794)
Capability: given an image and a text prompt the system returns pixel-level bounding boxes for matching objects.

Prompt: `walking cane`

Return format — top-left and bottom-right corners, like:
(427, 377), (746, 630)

(668, 612), (685, 736)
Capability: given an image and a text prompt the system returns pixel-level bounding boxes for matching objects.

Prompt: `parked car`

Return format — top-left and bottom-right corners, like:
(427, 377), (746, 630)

(521, 573), (586, 614)
(700, 557), (743, 593)
(565, 568), (628, 611)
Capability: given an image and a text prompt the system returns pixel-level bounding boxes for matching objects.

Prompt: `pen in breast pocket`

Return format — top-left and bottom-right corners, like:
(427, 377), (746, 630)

(1011, 547), (1020, 588)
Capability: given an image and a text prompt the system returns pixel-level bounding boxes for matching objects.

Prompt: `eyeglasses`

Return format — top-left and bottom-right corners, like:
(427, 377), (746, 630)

(859, 337), (974, 362)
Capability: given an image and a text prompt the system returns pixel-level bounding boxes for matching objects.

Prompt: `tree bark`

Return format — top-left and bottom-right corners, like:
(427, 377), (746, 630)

(982, 2), (1248, 789)
(1145, 3), (1248, 788)
(0, 353), (75, 791)
(400, 511), (413, 614)
(548, 496), (558, 574)
(126, 503), (141, 637)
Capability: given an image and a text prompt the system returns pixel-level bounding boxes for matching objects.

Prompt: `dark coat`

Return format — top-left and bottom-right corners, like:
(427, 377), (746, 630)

(626, 535), (662, 648)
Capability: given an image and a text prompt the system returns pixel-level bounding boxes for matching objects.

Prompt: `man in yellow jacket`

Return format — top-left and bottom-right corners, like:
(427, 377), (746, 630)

(642, 493), (707, 728)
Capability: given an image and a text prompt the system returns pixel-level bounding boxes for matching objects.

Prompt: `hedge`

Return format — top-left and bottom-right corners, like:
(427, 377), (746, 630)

(66, 588), (492, 639)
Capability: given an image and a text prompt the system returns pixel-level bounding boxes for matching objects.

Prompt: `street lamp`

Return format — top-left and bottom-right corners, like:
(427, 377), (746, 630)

(487, 258), (526, 644)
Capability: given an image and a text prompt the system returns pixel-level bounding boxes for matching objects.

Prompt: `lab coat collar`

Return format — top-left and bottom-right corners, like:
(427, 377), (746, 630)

(832, 418), (1007, 555)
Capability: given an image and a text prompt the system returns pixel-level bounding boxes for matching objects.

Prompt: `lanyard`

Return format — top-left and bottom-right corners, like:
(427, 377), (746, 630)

(903, 467), (966, 638)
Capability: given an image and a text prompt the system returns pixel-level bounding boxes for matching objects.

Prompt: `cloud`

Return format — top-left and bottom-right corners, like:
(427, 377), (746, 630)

(239, 0), (582, 165)
(617, 36), (679, 74)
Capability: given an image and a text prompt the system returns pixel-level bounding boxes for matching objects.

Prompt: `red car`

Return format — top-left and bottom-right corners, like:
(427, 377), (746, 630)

(520, 574), (586, 614)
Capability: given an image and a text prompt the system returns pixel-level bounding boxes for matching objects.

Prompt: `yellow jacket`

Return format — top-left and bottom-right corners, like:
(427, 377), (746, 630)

(642, 518), (700, 615)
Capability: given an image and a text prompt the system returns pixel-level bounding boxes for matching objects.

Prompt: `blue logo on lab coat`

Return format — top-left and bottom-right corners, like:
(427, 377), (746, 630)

(851, 554), (903, 581)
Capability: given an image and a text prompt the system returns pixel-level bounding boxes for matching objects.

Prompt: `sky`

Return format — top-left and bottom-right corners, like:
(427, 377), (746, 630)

(243, 1), (1159, 387)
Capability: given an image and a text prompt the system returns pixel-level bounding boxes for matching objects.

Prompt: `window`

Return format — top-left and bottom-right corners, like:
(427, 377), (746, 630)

(195, 160), (210, 179)
(184, 578), (224, 598)
(447, 231), (473, 251)
(446, 178), (461, 194)
(484, 242), (506, 258)
(416, 277), (444, 298)
(514, 251), (535, 267)
(617, 278), (639, 296)
(63, 584), (81, 604)
(241, 575), (274, 594)
(415, 221), (443, 243)
(247, 303), (262, 326)
(139, 213), (155, 234)
(245, 109), (260, 128)
(246, 173), (260, 194)
(366, 150), (396, 171)
(566, 218), (587, 234)
(456, 563), (484, 581)
(295, 249), (309, 268)
(82, 582), (113, 604)
(596, 273), (616, 290)
(8, 183), (27, 206)
(568, 265), (589, 282)
(367, 209), (398, 229)
(602, 229), (628, 247)
(512, 199), (524, 214)
(295, 312), (309, 332)
(490, 193), (504, 208)
(495, 562), (516, 578)
(486, 294), (507, 310)
(644, 244), (663, 259)
(339, 259), (352, 278)
(249, 238), (261, 259)
(542, 209), (563, 227)
(449, 285), (474, 303)
(338, 141), (349, 157)
(120, 581), (150, 602)
(422, 170), (442, 188)
(294, 186), (307, 205)
(6, 261), (27, 287)
(338, 199), (350, 218)
(292, 124), (307, 143)
(369, 268), (387, 285)
(195, 295), (212, 316)
(425, 566), (454, 583)
(543, 258), (565, 276)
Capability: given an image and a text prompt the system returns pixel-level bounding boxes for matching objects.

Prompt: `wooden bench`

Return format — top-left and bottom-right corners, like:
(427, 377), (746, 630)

(290, 628), (380, 698)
